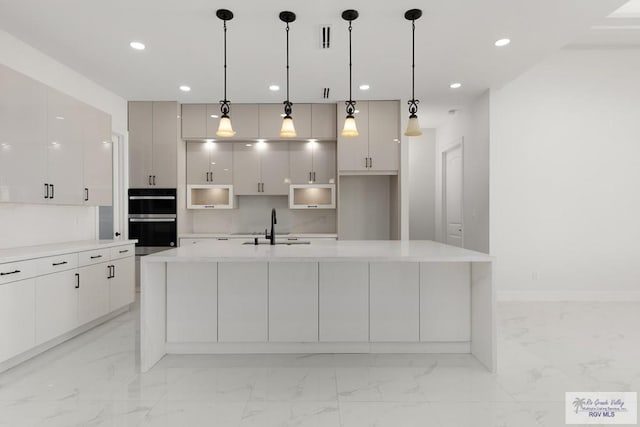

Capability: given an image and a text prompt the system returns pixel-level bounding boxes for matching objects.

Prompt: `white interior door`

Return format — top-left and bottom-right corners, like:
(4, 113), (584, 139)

(443, 144), (463, 247)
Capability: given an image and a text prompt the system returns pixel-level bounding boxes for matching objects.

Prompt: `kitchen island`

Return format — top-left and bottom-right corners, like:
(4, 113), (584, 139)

(140, 240), (495, 372)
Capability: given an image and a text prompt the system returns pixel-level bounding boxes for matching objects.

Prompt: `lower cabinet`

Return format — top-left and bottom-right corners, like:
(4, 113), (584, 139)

(109, 256), (135, 311)
(167, 262), (217, 342)
(218, 262), (268, 342)
(35, 270), (79, 345)
(319, 262), (369, 342)
(0, 278), (36, 361)
(369, 262), (420, 342)
(78, 262), (110, 325)
(269, 262), (318, 342)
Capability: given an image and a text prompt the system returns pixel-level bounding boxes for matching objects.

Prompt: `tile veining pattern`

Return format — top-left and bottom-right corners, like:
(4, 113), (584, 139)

(0, 300), (638, 426)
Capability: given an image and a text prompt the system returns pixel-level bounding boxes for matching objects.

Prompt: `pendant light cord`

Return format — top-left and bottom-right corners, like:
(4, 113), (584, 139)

(407, 18), (418, 116)
(345, 21), (356, 116)
(220, 19), (230, 116)
(284, 22), (292, 116)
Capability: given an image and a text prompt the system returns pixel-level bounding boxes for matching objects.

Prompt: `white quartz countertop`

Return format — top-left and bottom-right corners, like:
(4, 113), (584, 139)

(179, 233), (338, 239)
(0, 240), (138, 264)
(145, 240), (492, 263)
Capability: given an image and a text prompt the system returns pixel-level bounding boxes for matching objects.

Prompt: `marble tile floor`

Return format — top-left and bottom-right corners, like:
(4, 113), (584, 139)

(0, 300), (638, 427)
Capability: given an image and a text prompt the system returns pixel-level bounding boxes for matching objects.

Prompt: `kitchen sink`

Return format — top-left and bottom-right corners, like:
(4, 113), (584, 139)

(242, 240), (311, 245)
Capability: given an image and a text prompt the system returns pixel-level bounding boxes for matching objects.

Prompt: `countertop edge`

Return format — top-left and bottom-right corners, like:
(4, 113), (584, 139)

(0, 240), (138, 264)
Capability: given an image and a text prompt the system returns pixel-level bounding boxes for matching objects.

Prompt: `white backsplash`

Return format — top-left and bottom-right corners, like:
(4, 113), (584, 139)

(191, 196), (336, 234)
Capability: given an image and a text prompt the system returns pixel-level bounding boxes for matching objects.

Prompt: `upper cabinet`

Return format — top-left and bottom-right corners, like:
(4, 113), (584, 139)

(181, 103), (336, 140)
(128, 101), (178, 188)
(186, 141), (233, 185)
(233, 142), (289, 195)
(0, 64), (113, 206)
(337, 100), (400, 174)
(289, 141), (336, 184)
(181, 103), (259, 140)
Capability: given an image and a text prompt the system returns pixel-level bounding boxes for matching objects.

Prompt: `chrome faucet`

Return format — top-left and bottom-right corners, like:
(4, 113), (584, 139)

(265, 208), (277, 245)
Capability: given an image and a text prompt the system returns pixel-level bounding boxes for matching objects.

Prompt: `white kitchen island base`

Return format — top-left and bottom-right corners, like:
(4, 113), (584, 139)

(141, 241), (495, 372)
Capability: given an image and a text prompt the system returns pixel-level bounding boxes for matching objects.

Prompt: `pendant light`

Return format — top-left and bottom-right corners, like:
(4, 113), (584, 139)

(216, 9), (235, 137)
(341, 9), (359, 138)
(404, 8), (423, 137)
(279, 11), (297, 138)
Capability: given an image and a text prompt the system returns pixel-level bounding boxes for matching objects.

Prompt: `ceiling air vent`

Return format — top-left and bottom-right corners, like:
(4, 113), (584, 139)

(323, 88), (330, 99)
(321, 25), (331, 49)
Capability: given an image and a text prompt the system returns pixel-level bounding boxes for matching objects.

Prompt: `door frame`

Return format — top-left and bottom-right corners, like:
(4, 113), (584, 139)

(441, 138), (464, 247)
(112, 132), (128, 240)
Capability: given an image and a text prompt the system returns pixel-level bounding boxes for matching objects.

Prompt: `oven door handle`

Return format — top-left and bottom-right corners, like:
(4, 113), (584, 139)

(129, 196), (176, 200)
(129, 218), (176, 223)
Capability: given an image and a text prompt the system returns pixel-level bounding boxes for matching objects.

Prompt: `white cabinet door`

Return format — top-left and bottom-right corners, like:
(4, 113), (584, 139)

(46, 88), (84, 205)
(78, 263), (110, 325)
(229, 104), (259, 140)
(367, 101), (399, 172)
(311, 103), (337, 139)
(0, 64), (47, 204)
(420, 263), (471, 342)
(289, 141), (314, 184)
(109, 256), (135, 311)
(83, 105), (112, 206)
(205, 104), (222, 137)
(0, 278), (36, 362)
(369, 262), (419, 342)
(35, 270), (78, 345)
(319, 262), (368, 342)
(167, 262), (217, 342)
(337, 101), (369, 172)
(292, 103), (312, 138)
(312, 141), (336, 184)
(218, 262), (268, 342)
(181, 104), (206, 139)
(209, 142), (234, 184)
(260, 142), (289, 195)
(233, 143), (262, 195)
(258, 104), (284, 139)
(269, 262), (318, 342)
(186, 142), (211, 185)
(151, 101), (178, 188)
(128, 101), (153, 188)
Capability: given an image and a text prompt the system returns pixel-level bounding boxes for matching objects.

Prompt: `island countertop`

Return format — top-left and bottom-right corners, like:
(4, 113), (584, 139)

(145, 240), (492, 263)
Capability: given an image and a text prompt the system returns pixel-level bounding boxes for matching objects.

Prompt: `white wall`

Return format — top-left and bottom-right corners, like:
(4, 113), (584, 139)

(409, 129), (436, 240)
(435, 91), (490, 253)
(0, 30), (128, 248)
(491, 48), (640, 300)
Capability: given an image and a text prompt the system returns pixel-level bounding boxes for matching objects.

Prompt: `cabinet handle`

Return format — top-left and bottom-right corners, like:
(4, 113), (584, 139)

(107, 265), (112, 279)
(0, 270), (20, 276)
(50, 184), (55, 199)
(75, 273), (80, 289)
(112, 264), (116, 278)
(44, 183), (49, 199)
(148, 175), (152, 186)
(90, 255), (102, 259)
(365, 157), (368, 168)
(261, 183), (265, 192)
(52, 261), (68, 266)
(309, 172), (312, 182)
(153, 175), (156, 185)
(313, 172), (316, 182)
(84, 188), (89, 202)
(369, 157), (373, 169)
(119, 249), (128, 254)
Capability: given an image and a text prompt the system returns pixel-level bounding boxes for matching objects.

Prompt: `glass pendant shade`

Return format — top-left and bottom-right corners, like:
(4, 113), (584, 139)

(279, 116), (297, 138)
(404, 115), (422, 137)
(341, 116), (359, 137)
(216, 116), (235, 137)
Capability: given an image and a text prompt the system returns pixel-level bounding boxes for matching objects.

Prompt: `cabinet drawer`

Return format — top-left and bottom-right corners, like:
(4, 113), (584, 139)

(0, 259), (40, 285)
(110, 245), (134, 260)
(37, 253), (79, 275)
(78, 248), (111, 266)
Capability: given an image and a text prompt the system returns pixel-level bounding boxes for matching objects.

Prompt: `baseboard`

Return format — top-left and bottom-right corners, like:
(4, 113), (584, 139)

(497, 291), (640, 302)
(0, 305), (131, 374)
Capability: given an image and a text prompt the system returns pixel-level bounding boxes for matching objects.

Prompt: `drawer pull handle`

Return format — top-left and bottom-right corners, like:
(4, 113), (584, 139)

(0, 270), (21, 276)
(75, 273), (80, 289)
(119, 249), (129, 254)
(52, 261), (68, 266)
(90, 255), (103, 259)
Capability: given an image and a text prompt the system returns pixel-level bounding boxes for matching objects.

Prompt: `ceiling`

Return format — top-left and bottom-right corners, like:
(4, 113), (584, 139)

(0, 0), (629, 112)
(570, 0), (640, 47)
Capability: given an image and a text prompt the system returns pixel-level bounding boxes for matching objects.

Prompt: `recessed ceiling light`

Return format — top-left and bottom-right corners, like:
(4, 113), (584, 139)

(494, 38), (511, 47)
(55, 116), (65, 120)
(129, 41), (146, 50)
(269, 85), (280, 91)
(210, 114), (219, 119)
(211, 162), (216, 165)
(179, 85), (191, 92)
(359, 84), (370, 91)
(450, 82), (462, 89)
